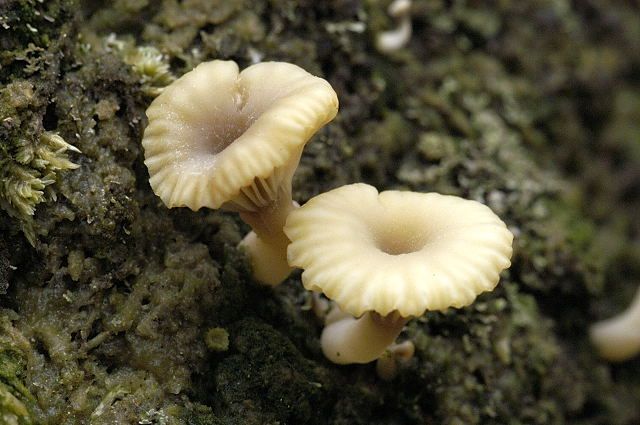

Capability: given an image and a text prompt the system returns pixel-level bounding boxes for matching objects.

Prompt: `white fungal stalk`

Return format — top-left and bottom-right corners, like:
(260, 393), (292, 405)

(376, 0), (413, 53)
(590, 287), (640, 361)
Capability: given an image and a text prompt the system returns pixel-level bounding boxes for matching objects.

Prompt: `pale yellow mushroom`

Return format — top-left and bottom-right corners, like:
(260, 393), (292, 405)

(590, 286), (640, 361)
(142, 60), (338, 285)
(284, 183), (513, 364)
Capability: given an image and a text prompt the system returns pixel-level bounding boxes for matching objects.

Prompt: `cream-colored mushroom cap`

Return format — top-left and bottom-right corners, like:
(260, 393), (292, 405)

(285, 183), (514, 317)
(142, 60), (338, 211)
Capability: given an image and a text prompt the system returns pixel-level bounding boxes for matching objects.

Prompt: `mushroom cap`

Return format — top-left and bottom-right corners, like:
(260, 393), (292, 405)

(284, 183), (513, 317)
(142, 60), (338, 211)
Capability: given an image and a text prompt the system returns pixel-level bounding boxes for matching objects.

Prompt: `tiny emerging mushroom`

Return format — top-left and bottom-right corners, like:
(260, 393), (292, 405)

(375, 340), (415, 381)
(590, 286), (640, 361)
(375, 0), (413, 54)
(142, 60), (338, 285)
(284, 183), (513, 366)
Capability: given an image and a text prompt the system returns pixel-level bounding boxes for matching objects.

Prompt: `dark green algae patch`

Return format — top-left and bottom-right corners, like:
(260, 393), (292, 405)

(1, 0), (640, 423)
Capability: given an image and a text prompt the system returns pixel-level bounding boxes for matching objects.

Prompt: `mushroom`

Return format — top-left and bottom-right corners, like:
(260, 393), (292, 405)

(376, 340), (415, 381)
(142, 60), (338, 285)
(375, 0), (413, 54)
(284, 183), (513, 364)
(590, 286), (640, 361)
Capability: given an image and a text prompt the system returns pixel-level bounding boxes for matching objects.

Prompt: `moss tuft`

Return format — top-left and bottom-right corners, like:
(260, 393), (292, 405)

(102, 35), (176, 97)
(0, 129), (80, 245)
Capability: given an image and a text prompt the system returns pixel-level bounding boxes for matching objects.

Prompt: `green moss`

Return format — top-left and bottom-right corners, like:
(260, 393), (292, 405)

(0, 313), (35, 425)
(99, 35), (176, 97)
(0, 0), (81, 245)
(11, 238), (227, 423)
(0, 0), (73, 56)
(205, 328), (229, 352)
(179, 403), (222, 425)
(0, 118), (80, 244)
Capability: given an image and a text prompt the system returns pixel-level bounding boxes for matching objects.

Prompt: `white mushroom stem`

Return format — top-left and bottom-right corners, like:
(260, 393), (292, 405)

(239, 194), (298, 286)
(375, 0), (413, 53)
(311, 293), (331, 321)
(376, 19), (412, 53)
(388, 0), (411, 17)
(321, 310), (408, 364)
(376, 340), (416, 381)
(590, 286), (640, 361)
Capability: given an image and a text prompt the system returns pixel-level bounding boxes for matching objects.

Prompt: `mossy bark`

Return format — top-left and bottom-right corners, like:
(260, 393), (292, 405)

(1, 0), (639, 424)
